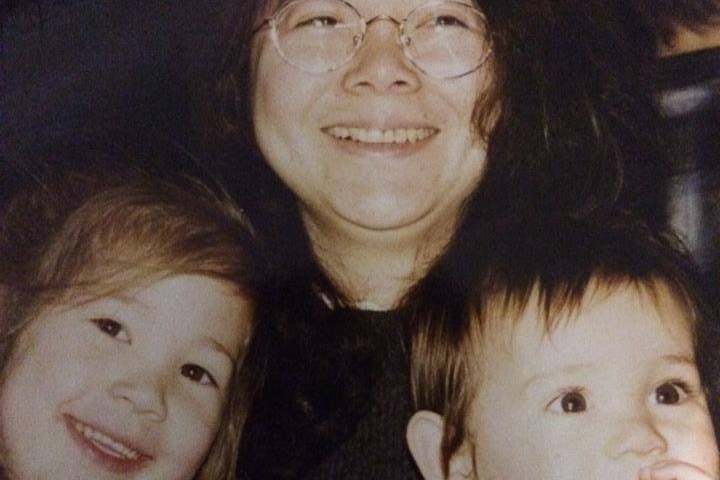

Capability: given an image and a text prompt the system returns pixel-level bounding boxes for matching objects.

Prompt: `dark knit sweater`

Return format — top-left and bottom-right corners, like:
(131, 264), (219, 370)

(238, 309), (420, 479)
(302, 310), (420, 479)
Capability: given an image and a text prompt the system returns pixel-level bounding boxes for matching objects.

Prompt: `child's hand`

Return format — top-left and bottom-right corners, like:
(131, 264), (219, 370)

(639, 460), (717, 480)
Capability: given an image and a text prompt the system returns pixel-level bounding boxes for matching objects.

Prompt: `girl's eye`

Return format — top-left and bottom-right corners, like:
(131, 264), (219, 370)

(654, 381), (690, 405)
(548, 390), (587, 414)
(180, 364), (218, 387)
(91, 318), (130, 342)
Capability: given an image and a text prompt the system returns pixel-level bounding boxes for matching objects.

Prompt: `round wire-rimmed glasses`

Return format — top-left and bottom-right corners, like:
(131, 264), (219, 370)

(253, 0), (493, 79)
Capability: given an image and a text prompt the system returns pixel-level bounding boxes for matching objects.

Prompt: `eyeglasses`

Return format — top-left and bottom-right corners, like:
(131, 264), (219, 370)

(253, 0), (492, 79)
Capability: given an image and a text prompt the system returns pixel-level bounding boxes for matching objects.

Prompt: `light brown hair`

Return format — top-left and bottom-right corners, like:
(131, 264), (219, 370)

(0, 155), (263, 480)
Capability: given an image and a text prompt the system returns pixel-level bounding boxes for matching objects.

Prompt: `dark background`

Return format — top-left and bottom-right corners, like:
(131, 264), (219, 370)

(1, 0), (236, 168)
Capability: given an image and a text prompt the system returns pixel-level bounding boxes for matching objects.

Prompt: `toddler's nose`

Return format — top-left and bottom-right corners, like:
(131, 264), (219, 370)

(604, 413), (668, 459)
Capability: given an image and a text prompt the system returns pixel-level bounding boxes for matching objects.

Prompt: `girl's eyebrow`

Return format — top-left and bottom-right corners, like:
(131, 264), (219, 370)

(204, 336), (239, 365)
(60, 293), (147, 312)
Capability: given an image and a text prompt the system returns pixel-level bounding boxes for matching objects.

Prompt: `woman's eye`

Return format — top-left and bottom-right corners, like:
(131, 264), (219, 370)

(654, 381), (690, 405)
(548, 390), (588, 414)
(91, 318), (130, 342)
(433, 15), (467, 28)
(180, 364), (218, 387)
(295, 15), (340, 29)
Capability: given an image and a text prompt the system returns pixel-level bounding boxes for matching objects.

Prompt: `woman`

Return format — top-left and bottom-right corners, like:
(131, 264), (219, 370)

(215, 0), (667, 478)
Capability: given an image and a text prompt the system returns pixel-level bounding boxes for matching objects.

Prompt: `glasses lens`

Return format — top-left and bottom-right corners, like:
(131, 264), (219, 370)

(404, 1), (490, 78)
(274, 0), (363, 73)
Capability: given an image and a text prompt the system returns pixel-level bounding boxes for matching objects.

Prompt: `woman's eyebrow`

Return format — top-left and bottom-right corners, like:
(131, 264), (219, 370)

(270, 0), (291, 12)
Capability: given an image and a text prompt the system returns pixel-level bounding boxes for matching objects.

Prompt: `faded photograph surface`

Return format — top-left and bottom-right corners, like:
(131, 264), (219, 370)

(2, 1), (720, 479)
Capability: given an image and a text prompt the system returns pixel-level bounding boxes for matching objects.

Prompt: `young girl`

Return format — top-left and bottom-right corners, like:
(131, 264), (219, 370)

(0, 155), (263, 480)
(405, 215), (720, 480)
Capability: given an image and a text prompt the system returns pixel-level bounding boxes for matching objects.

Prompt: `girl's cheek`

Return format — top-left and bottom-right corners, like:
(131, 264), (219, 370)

(165, 393), (224, 470)
(173, 384), (226, 431)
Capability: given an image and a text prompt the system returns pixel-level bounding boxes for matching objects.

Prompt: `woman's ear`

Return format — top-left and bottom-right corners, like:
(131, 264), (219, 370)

(406, 410), (474, 480)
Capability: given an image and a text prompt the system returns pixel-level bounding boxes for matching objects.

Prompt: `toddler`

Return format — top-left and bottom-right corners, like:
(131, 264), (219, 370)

(0, 157), (262, 480)
(406, 216), (720, 480)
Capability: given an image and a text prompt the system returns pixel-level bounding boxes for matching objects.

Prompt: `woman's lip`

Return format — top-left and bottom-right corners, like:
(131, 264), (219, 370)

(63, 414), (153, 473)
(323, 126), (438, 143)
(322, 133), (438, 158)
(321, 126), (439, 149)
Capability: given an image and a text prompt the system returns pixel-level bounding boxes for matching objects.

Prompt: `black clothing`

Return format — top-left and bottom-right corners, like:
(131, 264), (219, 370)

(303, 310), (419, 480)
(238, 308), (420, 480)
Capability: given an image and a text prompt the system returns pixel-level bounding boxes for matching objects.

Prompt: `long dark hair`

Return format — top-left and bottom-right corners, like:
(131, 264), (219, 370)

(214, 0), (667, 228)
(210, 0), (671, 476)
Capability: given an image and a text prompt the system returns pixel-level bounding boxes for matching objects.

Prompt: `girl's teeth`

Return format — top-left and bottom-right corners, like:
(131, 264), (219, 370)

(327, 127), (435, 144)
(74, 421), (141, 460)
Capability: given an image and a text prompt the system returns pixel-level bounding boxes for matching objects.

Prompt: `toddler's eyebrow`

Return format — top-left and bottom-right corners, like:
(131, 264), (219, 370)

(522, 363), (592, 393)
(658, 353), (695, 366)
(522, 354), (696, 393)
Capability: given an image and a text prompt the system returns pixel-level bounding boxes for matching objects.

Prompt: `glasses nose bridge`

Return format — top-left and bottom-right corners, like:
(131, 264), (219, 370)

(360, 14), (406, 51)
(365, 14), (402, 29)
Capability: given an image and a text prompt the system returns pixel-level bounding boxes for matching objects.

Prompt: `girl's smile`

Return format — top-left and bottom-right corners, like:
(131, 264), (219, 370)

(64, 414), (153, 472)
(0, 274), (253, 480)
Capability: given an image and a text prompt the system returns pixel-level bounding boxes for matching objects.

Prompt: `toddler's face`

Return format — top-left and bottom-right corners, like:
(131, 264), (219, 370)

(0, 274), (253, 479)
(467, 284), (719, 480)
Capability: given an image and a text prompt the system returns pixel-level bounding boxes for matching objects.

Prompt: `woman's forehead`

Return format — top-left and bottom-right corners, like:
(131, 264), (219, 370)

(264, 0), (480, 14)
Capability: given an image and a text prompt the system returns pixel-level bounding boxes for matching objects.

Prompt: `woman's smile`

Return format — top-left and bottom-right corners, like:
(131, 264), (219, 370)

(321, 123), (440, 157)
(251, 0), (491, 232)
(323, 126), (438, 145)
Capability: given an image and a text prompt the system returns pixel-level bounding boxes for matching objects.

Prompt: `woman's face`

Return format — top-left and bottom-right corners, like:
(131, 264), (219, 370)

(251, 0), (492, 234)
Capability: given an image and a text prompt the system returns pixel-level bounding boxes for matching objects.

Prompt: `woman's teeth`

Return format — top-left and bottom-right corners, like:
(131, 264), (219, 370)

(73, 420), (141, 460)
(327, 127), (436, 144)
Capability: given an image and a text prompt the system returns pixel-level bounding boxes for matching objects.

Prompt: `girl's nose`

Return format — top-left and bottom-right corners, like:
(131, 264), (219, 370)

(341, 18), (422, 95)
(109, 367), (168, 422)
(604, 413), (668, 459)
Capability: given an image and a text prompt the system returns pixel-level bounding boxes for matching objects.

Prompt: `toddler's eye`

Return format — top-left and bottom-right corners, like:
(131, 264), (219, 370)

(654, 381), (689, 405)
(181, 364), (218, 387)
(548, 390), (587, 414)
(91, 318), (130, 342)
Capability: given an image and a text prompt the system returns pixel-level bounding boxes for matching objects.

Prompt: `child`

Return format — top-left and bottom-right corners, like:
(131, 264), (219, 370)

(405, 216), (720, 480)
(0, 156), (262, 480)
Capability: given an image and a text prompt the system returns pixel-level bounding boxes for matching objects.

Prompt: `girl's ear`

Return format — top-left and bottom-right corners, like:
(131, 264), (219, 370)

(406, 410), (474, 480)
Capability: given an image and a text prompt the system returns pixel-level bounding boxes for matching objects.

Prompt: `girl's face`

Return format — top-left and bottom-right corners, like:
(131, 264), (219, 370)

(251, 0), (492, 235)
(0, 274), (253, 480)
(465, 284), (719, 480)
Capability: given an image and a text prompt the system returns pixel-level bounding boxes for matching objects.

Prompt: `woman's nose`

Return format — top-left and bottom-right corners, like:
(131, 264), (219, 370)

(341, 19), (422, 94)
(604, 413), (668, 459)
(108, 366), (168, 422)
